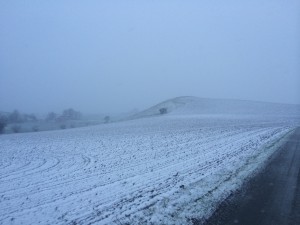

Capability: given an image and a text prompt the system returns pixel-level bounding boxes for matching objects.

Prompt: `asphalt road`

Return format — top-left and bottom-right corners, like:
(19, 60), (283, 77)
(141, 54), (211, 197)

(202, 127), (300, 225)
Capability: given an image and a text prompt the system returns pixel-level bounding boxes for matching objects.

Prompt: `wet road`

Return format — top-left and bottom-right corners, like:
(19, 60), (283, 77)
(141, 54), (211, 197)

(203, 127), (300, 225)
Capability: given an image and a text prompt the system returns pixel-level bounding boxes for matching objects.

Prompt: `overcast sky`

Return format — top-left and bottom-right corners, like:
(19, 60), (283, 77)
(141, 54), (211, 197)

(1, 0), (299, 114)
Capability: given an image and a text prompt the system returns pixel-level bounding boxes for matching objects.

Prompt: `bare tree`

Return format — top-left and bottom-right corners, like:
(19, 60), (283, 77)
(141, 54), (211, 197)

(159, 108), (167, 114)
(61, 108), (81, 120)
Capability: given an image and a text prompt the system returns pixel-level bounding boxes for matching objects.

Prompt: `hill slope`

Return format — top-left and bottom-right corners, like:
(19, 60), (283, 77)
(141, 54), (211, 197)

(131, 96), (300, 119)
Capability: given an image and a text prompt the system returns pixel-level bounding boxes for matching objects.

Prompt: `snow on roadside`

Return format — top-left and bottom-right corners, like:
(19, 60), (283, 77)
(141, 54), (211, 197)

(0, 115), (296, 224)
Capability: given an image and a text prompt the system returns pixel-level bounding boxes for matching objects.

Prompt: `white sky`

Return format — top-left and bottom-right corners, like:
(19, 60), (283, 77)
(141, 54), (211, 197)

(1, 0), (299, 114)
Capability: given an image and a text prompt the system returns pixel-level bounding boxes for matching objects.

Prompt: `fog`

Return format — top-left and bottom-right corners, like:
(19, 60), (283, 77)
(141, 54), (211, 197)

(1, 0), (299, 114)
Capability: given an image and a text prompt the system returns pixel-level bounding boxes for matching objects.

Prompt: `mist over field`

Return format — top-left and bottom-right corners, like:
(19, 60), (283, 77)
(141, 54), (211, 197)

(0, 0), (299, 115)
(1, 1), (300, 225)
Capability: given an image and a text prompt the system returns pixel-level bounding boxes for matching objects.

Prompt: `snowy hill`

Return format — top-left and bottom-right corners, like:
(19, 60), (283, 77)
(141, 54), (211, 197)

(131, 96), (300, 119)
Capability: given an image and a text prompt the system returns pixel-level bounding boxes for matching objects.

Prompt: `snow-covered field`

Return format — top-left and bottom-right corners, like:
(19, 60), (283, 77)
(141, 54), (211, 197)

(1, 98), (299, 225)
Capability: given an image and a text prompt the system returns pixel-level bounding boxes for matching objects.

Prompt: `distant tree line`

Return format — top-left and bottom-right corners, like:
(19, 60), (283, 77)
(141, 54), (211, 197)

(0, 108), (82, 134)
(4, 110), (37, 123)
(0, 110), (38, 133)
(46, 108), (82, 122)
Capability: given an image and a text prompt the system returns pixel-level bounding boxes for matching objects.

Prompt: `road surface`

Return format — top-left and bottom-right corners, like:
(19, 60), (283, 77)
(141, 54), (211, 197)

(203, 127), (300, 225)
